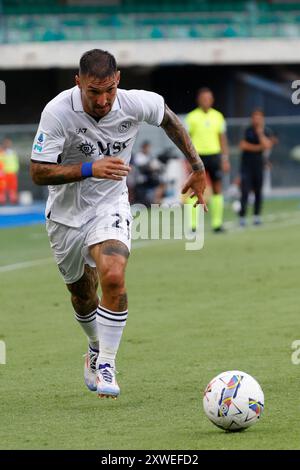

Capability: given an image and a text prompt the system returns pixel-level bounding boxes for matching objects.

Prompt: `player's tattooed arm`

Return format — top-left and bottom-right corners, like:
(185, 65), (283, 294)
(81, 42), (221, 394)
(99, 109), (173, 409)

(30, 161), (83, 185)
(160, 104), (205, 172)
(30, 158), (131, 185)
(161, 104), (208, 211)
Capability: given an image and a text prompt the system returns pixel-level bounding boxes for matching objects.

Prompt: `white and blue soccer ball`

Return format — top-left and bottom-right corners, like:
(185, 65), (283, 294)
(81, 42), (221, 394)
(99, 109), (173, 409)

(203, 370), (264, 432)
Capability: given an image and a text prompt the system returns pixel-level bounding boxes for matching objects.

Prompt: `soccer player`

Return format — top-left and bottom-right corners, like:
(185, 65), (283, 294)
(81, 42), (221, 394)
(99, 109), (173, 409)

(239, 108), (274, 226)
(30, 49), (206, 399)
(186, 88), (230, 232)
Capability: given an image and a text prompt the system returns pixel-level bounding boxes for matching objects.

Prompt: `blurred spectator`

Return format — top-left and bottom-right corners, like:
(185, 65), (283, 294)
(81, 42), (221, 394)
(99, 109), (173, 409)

(2, 138), (19, 204)
(239, 109), (276, 226)
(0, 144), (6, 205)
(132, 141), (166, 206)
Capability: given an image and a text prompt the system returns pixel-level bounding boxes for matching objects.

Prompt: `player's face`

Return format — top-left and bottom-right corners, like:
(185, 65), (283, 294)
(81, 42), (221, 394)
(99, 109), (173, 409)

(197, 91), (214, 110)
(76, 72), (120, 118)
(252, 111), (264, 128)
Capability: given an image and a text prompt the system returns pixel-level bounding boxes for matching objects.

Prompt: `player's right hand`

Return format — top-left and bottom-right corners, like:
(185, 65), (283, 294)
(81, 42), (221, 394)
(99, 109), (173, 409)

(92, 157), (131, 180)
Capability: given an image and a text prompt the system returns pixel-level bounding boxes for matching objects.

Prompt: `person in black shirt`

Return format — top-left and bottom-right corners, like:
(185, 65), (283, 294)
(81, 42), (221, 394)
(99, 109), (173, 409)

(239, 108), (274, 226)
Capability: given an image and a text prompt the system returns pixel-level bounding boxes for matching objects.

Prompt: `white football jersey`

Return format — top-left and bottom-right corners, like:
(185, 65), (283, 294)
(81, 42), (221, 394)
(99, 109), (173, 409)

(31, 86), (165, 227)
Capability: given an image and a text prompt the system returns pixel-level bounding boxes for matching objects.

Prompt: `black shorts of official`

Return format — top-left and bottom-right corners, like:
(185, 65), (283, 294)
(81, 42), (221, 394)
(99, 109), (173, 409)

(201, 154), (222, 183)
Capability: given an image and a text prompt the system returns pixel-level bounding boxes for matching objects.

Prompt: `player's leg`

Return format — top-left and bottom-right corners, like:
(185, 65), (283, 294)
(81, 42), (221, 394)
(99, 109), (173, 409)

(66, 266), (99, 391)
(252, 166), (264, 224)
(89, 240), (129, 398)
(209, 155), (225, 232)
(6, 173), (18, 204)
(239, 168), (250, 225)
(186, 193), (198, 232)
(46, 219), (100, 392)
(187, 171), (211, 232)
(66, 264), (99, 347)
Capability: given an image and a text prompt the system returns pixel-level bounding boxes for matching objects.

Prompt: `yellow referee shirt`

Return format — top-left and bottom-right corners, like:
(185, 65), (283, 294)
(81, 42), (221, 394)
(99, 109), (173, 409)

(186, 107), (226, 155)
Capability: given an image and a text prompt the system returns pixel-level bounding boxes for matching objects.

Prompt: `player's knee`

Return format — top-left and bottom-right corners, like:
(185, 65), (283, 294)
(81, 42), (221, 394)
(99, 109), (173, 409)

(102, 266), (125, 292)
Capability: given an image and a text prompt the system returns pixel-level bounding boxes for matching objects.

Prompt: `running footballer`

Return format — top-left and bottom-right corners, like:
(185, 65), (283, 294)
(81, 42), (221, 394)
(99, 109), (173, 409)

(30, 49), (206, 399)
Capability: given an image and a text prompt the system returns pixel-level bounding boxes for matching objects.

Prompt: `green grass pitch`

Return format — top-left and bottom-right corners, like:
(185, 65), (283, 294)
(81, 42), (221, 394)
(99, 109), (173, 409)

(0, 199), (300, 450)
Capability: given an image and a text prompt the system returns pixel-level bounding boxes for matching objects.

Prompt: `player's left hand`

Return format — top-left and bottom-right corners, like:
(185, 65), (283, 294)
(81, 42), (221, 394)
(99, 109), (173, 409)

(182, 170), (208, 212)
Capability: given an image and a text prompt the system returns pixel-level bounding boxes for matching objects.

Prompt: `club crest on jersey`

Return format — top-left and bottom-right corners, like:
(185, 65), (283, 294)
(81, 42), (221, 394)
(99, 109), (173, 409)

(77, 140), (96, 157)
(118, 121), (132, 134)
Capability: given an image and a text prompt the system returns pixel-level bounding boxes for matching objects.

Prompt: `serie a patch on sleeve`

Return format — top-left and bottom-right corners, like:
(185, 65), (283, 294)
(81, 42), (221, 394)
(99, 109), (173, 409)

(33, 133), (45, 153)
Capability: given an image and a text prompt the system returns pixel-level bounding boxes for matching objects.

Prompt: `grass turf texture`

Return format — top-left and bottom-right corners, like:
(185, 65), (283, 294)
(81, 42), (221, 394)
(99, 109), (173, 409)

(0, 198), (300, 450)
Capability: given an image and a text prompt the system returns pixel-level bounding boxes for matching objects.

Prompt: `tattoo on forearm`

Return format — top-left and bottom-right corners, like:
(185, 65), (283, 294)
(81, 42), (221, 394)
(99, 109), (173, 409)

(101, 240), (130, 259)
(30, 162), (82, 186)
(161, 105), (204, 171)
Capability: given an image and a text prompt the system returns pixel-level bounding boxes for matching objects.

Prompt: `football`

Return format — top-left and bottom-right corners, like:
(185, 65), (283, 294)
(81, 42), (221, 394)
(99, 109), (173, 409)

(203, 370), (264, 432)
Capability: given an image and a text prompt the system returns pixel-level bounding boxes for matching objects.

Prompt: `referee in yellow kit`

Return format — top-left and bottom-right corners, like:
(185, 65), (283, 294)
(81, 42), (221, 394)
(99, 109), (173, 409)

(186, 88), (230, 232)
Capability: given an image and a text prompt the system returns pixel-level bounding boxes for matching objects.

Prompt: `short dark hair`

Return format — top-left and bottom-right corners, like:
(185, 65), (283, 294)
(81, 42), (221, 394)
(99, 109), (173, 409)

(197, 87), (213, 96)
(79, 49), (117, 79)
(251, 107), (264, 116)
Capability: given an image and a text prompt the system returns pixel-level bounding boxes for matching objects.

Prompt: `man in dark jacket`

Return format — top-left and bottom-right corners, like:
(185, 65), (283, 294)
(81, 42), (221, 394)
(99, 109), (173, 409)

(239, 109), (274, 226)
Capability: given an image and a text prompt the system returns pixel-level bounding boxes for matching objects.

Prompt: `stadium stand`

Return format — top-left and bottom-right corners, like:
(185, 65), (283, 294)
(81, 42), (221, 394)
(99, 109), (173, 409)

(1, 0), (300, 42)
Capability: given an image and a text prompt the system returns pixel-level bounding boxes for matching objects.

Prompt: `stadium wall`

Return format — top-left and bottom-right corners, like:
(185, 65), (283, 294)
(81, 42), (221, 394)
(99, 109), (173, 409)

(0, 64), (297, 124)
(1, 38), (300, 69)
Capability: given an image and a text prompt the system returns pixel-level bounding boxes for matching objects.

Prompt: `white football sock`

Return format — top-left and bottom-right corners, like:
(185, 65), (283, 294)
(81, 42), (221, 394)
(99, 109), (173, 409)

(96, 305), (128, 368)
(75, 309), (99, 351)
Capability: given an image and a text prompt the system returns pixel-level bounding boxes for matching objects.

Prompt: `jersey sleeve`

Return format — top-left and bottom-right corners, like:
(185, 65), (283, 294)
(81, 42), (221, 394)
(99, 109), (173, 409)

(31, 110), (66, 164)
(218, 113), (226, 134)
(134, 90), (165, 126)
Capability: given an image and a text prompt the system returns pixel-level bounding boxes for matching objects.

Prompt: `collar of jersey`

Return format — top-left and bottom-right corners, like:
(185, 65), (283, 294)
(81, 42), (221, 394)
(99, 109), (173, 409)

(72, 86), (121, 114)
(198, 107), (213, 115)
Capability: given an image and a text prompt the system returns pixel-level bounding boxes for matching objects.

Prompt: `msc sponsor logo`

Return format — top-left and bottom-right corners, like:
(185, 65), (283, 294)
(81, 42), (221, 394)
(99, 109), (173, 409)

(97, 138), (131, 156)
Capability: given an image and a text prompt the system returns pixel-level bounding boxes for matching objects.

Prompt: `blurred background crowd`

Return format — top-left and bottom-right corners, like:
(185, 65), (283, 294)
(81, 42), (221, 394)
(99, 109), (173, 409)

(0, 0), (299, 223)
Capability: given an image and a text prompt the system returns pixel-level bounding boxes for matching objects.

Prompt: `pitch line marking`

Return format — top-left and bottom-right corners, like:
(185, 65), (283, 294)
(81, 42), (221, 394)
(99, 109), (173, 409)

(0, 211), (299, 273)
(0, 257), (53, 273)
(0, 240), (158, 274)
